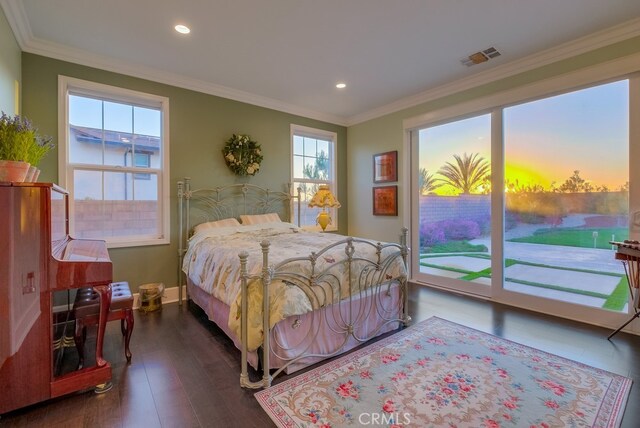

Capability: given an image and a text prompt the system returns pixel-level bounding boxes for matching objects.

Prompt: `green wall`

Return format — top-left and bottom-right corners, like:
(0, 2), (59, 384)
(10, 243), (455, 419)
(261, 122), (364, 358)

(21, 53), (347, 293)
(18, 31), (640, 292)
(347, 36), (640, 244)
(0, 7), (20, 115)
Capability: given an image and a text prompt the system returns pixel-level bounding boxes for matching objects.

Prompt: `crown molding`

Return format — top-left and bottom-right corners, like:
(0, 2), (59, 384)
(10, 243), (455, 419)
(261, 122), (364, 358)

(3, 0), (639, 129)
(23, 37), (348, 126)
(346, 16), (640, 126)
(0, 0), (32, 48)
(0, 1), (346, 127)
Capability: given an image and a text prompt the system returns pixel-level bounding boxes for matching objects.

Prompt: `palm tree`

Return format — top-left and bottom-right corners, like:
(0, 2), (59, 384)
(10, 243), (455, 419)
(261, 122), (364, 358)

(418, 168), (441, 195)
(437, 152), (490, 194)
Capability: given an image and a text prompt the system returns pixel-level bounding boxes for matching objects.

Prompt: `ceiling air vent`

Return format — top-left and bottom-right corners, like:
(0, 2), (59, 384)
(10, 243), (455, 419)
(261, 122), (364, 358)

(461, 47), (501, 67)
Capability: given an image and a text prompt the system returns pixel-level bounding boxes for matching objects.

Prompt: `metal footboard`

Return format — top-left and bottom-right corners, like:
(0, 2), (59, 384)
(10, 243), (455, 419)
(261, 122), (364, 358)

(176, 178), (409, 389)
(239, 229), (409, 389)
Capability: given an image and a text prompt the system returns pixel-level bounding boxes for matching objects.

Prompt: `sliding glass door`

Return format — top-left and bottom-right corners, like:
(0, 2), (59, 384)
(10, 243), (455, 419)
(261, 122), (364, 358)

(414, 114), (492, 296)
(503, 81), (629, 313)
(411, 78), (633, 323)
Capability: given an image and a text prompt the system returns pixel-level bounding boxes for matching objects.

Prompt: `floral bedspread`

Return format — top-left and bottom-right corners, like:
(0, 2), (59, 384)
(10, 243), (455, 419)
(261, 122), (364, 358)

(182, 222), (406, 351)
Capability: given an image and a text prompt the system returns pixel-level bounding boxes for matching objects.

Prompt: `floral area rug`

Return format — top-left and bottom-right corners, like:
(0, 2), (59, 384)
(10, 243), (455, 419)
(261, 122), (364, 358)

(255, 317), (632, 427)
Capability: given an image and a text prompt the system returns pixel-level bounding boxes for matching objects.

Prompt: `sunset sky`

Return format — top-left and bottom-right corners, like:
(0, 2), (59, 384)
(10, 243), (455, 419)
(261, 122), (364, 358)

(419, 79), (629, 194)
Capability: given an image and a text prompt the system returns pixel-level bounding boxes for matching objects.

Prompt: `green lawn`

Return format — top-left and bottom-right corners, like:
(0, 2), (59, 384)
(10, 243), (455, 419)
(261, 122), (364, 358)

(507, 227), (628, 249)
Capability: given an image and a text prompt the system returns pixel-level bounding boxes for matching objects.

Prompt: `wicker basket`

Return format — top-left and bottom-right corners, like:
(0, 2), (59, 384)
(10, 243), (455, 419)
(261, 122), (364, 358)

(138, 283), (164, 313)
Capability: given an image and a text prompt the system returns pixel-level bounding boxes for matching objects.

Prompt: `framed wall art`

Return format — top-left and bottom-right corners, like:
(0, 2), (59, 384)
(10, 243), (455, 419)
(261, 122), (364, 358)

(372, 185), (398, 216)
(373, 151), (397, 183)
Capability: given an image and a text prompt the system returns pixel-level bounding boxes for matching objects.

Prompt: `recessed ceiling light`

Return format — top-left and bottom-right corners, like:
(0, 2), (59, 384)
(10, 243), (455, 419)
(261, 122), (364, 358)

(175, 24), (191, 34)
(336, 82), (346, 89)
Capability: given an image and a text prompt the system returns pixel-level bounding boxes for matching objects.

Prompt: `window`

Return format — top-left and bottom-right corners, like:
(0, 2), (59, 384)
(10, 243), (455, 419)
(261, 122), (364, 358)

(58, 76), (170, 247)
(503, 81), (629, 310)
(417, 114), (492, 294)
(408, 65), (639, 329)
(133, 152), (151, 180)
(291, 125), (337, 230)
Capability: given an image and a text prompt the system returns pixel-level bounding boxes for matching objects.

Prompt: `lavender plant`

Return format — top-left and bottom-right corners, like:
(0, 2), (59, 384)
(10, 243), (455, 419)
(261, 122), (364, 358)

(0, 112), (54, 165)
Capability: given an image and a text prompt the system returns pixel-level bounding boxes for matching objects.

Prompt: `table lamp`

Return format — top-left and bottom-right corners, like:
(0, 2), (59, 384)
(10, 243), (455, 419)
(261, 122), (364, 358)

(308, 185), (341, 231)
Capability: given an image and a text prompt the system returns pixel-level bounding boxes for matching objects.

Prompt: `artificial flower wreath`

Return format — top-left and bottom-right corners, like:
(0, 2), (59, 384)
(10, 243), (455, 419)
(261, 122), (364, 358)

(222, 134), (263, 176)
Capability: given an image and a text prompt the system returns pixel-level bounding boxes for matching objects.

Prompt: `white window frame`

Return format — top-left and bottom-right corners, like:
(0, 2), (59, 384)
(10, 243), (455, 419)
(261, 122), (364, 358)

(404, 52), (640, 334)
(290, 124), (338, 231)
(58, 76), (170, 248)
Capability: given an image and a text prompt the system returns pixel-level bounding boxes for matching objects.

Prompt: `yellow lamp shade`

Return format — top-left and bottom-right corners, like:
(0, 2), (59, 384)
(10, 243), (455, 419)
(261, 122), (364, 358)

(308, 185), (340, 231)
(308, 185), (341, 209)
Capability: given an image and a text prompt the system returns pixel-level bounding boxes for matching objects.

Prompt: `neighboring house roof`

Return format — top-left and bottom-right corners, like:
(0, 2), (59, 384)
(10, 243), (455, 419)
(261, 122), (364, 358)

(70, 125), (160, 152)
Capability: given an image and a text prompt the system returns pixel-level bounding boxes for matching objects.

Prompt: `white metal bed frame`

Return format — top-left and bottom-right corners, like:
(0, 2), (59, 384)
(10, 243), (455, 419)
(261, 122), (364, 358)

(177, 178), (410, 388)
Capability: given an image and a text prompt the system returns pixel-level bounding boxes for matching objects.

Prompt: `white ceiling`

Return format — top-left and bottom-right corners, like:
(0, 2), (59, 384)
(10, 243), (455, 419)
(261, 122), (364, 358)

(2, 0), (640, 126)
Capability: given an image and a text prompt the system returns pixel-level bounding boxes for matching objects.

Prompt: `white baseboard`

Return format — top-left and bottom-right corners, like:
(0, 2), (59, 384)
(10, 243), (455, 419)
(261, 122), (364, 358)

(52, 285), (187, 313)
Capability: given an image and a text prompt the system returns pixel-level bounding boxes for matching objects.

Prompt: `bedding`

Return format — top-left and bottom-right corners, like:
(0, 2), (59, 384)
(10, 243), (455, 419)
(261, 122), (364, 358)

(182, 222), (406, 351)
(187, 279), (402, 372)
(193, 217), (241, 233)
(239, 212), (282, 224)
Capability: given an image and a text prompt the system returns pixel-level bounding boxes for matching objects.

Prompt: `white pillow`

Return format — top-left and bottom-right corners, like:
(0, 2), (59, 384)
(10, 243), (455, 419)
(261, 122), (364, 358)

(239, 212), (282, 225)
(193, 218), (241, 233)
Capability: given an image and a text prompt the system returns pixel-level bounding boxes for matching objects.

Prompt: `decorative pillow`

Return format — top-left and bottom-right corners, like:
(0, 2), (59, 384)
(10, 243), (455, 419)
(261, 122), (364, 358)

(239, 212), (282, 225)
(193, 218), (241, 233)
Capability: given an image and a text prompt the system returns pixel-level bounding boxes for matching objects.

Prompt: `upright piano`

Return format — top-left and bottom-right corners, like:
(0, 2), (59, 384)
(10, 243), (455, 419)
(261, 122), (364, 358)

(0, 182), (113, 414)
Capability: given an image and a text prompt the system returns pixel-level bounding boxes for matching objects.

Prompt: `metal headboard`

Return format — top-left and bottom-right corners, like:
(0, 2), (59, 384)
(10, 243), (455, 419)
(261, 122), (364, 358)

(177, 177), (301, 304)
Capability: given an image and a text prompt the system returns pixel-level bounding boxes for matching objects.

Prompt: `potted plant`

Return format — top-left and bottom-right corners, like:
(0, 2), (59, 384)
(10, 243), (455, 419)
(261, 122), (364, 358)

(0, 112), (54, 182)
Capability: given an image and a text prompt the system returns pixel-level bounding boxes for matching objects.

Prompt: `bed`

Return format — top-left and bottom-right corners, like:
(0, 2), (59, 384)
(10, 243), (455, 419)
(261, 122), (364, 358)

(177, 178), (410, 388)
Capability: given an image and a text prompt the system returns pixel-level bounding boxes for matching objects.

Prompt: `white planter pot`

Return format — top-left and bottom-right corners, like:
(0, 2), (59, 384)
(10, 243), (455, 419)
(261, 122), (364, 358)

(24, 165), (37, 182)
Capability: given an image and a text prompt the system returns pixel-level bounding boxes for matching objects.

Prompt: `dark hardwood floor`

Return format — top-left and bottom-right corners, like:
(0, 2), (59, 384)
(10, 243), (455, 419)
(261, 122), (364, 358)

(1, 284), (638, 427)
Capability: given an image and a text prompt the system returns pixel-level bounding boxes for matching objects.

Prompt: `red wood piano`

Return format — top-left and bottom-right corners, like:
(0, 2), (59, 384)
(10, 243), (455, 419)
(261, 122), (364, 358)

(0, 182), (113, 414)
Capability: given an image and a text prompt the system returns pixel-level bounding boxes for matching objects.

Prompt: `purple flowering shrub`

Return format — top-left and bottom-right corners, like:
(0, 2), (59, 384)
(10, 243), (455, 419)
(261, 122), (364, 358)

(439, 219), (481, 240)
(420, 218), (482, 249)
(420, 222), (446, 247)
(468, 214), (491, 234)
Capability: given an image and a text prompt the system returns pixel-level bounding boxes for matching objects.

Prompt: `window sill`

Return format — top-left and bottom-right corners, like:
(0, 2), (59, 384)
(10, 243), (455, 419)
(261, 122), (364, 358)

(106, 237), (170, 249)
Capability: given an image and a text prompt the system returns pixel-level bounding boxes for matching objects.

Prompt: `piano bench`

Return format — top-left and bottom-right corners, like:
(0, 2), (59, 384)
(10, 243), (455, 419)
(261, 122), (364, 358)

(73, 281), (134, 368)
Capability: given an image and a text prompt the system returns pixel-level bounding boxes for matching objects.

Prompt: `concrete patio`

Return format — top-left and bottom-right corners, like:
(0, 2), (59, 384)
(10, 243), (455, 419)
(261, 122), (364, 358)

(419, 214), (628, 310)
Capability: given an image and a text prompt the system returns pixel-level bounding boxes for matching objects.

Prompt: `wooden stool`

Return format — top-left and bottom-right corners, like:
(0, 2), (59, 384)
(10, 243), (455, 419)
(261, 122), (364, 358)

(73, 281), (134, 368)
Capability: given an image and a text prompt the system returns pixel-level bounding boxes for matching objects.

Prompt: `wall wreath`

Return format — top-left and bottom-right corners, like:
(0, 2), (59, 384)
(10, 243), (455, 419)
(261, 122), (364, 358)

(222, 134), (263, 176)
